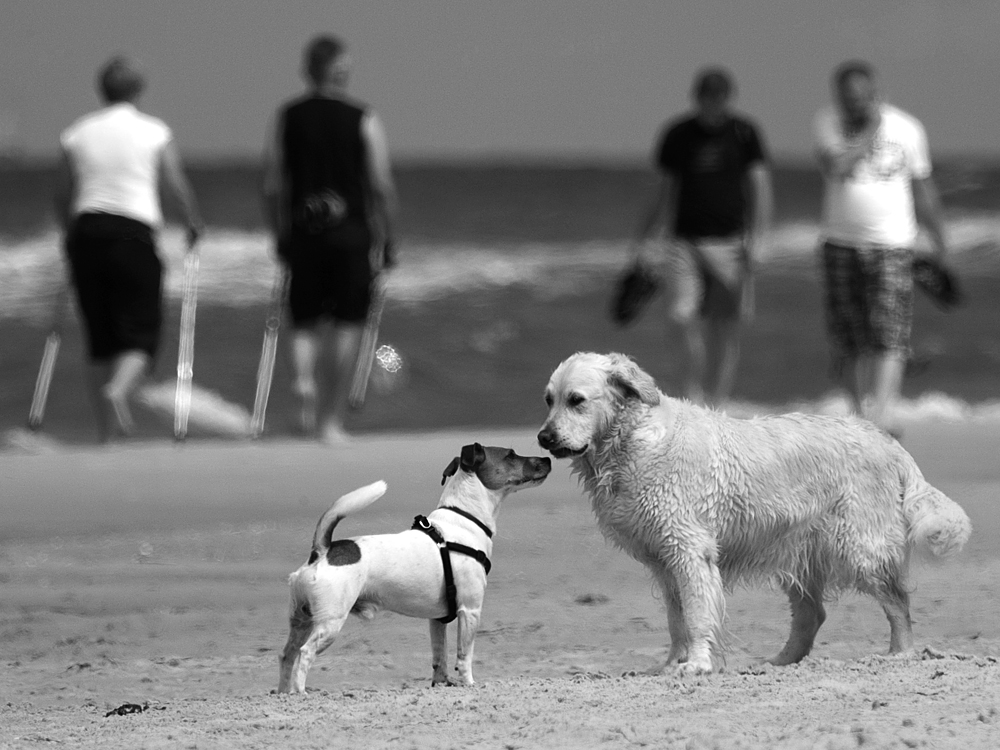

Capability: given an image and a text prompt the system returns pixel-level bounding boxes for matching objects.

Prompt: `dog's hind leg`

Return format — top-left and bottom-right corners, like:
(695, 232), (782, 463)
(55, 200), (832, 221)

(429, 619), (451, 686)
(771, 575), (826, 666)
(279, 615), (348, 694)
(868, 574), (914, 655)
(278, 615), (312, 693)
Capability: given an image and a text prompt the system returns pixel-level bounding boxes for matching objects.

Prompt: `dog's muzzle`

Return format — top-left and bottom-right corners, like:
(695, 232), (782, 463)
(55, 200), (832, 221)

(537, 427), (585, 459)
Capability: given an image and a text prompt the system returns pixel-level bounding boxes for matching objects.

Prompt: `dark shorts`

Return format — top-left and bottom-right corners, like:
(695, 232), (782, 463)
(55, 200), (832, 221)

(66, 212), (163, 361)
(821, 241), (913, 358)
(285, 221), (373, 327)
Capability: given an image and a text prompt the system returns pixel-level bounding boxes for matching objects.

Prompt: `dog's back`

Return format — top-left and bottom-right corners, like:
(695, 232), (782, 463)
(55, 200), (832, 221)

(589, 403), (970, 592)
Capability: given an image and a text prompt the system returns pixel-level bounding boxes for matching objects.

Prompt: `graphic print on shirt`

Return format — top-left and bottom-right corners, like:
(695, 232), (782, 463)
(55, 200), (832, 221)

(852, 136), (908, 183)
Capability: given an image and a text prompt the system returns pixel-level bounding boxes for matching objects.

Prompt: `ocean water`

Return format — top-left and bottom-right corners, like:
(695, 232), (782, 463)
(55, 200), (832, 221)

(1, 161), (999, 443)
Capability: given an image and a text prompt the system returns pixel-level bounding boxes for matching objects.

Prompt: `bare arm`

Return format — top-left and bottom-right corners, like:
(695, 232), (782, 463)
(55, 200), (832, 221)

(816, 111), (881, 180)
(261, 113), (286, 239)
(362, 111), (399, 269)
(159, 139), (203, 249)
(912, 176), (948, 259)
(744, 162), (772, 267)
(53, 148), (75, 231)
(633, 171), (677, 261)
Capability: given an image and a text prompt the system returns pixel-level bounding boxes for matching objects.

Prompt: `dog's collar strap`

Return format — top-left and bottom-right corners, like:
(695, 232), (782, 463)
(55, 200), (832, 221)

(440, 506), (494, 538)
(412, 515), (492, 624)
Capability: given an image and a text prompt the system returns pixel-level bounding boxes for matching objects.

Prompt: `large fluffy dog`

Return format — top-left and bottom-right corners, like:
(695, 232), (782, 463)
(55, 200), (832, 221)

(278, 444), (551, 693)
(537, 352), (971, 675)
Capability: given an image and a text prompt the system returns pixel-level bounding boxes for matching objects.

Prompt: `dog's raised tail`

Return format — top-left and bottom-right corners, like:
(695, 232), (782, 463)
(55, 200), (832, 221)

(311, 480), (388, 556)
(901, 468), (971, 558)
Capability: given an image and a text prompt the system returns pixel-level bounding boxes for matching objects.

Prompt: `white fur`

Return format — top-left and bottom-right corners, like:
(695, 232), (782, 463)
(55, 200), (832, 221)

(538, 352), (972, 675)
(277, 448), (550, 693)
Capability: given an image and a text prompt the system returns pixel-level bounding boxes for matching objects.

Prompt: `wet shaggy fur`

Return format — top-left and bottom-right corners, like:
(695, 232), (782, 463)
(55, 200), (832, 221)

(537, 352), (972, 675)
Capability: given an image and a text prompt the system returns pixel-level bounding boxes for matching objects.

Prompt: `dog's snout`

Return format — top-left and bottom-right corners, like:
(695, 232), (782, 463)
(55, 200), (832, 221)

(537, 427), (555, 450)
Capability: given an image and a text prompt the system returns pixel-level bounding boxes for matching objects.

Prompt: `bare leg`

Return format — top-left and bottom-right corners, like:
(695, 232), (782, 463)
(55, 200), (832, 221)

(838, 354), (865, 416)
(681, 321), (707, 406)
(86, 361), (112, 441)
(290, 328), (321, 436)
(867, 350), (906, 435)
(429, 619), (451, 686)
(88, 350), (150, 441)
(771, 576), (826, 666)
(706, 318), (741, 407)
(319, 322), (363, 442)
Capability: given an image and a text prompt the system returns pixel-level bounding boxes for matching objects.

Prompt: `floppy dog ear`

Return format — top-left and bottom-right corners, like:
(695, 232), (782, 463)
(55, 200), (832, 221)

(441, 456), (461, 485)
(605, 353), (661, 406)
(460, 443), (487, 473)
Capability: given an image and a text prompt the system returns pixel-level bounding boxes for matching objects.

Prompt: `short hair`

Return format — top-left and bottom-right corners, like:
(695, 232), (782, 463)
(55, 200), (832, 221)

(833, 59), (876, 89)
(98, 56), (145, 103)
(304, 35), (346, 85)
(692, 67), (735, 100)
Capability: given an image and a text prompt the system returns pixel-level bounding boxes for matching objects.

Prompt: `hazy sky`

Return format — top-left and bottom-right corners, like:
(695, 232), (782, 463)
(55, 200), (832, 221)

(2, 0), (999, 163)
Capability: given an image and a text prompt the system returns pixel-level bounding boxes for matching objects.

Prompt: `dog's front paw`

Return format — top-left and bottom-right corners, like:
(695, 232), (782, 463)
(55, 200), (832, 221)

(676, 658), (713, 677)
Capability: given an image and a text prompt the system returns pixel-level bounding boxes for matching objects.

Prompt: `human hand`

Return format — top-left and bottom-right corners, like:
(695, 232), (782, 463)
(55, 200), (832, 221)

(186, 222), (203, 251)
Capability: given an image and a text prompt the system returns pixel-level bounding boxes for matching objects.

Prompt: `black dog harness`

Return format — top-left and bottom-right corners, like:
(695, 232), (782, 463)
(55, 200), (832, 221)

(411, 507), (493, 624)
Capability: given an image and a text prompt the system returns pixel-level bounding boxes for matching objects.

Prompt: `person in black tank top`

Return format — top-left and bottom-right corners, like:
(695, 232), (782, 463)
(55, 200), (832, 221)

(263, 35), (398, 442)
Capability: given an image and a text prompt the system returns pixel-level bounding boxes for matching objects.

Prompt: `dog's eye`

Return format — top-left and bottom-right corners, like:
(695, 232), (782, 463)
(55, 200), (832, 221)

(544, 393), (553, 407)
(568, 393), (586, 408)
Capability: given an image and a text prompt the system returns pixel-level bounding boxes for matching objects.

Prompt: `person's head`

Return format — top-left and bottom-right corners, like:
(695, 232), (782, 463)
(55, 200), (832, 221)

(97, 55), (145, 104)
(691, 67), (735, 127)
(833, 60), (879, 127)
(303, 34), (350, 90)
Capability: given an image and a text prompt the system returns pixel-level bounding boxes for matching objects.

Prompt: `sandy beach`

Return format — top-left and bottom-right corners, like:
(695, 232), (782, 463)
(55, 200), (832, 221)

(1, 422), (999, 749)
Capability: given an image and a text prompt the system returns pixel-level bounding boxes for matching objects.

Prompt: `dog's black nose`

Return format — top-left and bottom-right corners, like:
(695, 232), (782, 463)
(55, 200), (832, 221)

(537, 428), (554, 449)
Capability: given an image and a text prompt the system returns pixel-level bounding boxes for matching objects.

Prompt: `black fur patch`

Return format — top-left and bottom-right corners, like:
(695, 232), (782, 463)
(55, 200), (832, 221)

(326, 539), (362, 566)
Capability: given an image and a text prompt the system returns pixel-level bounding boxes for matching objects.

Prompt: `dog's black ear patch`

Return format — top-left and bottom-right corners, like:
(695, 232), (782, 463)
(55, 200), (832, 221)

(460, 443), (486, 473)
(442, 456), (461, 485)
(326, 539), (362, 566)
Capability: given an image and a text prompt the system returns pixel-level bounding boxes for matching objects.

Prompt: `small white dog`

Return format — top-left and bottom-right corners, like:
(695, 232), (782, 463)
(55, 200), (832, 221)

(537, 352), (972, 675)
(278, 443), (551, 693)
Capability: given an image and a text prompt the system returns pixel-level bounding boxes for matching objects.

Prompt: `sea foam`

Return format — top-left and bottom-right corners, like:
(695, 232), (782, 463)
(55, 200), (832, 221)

(2, 216), (998, 323)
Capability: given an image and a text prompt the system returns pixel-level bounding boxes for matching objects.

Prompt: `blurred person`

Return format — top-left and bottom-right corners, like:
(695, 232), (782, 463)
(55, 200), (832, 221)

(262, 34), (397, 443)
(814, 60), (949, 436)
(633, 67), (772, 407)
(55, 55), (202, 442)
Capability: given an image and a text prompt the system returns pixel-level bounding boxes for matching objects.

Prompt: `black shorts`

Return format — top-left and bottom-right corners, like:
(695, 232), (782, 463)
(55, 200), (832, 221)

(286, 221), (373, 327)
(66, 213), (163, 361)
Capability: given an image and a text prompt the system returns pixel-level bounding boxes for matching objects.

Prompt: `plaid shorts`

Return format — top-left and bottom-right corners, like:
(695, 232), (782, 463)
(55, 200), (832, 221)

(821, 241), (914, 358)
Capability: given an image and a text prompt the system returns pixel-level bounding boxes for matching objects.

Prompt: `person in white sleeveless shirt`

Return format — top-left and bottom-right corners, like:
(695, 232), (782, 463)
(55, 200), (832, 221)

(55, 56), (202, 442)
(813, 60), (949, 438)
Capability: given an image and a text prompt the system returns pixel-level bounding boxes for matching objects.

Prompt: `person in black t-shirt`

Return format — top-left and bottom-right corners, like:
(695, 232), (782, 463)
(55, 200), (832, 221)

(633, 67), (772, 407)
(262, 35), (398, 442)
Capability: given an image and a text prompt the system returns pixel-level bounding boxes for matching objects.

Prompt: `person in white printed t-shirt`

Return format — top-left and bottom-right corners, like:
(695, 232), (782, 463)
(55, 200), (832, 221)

(814, 60), (949, 438)
(55, 56), (202, 442)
